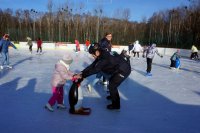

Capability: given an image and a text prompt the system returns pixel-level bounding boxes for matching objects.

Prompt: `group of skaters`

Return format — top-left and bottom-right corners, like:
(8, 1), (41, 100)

(0, 32), (199, 115)
(44, 33), (199, 115)
(0, 34), (43, 70)
(45, 32), (131, 114)
(44, 32), (180, 115)
(128, 40), (199, 70)
(44, 32), (187, 115)
(128, 40), (164, 75)
(75, 39), (91, 52)
(26, 37), (43, 54)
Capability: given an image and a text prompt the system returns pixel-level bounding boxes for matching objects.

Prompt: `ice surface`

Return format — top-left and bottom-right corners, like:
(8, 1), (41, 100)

(0, 49), (200, 133)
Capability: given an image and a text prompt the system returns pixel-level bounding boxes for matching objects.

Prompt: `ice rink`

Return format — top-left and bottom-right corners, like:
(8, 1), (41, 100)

(0, 49), (200, 133)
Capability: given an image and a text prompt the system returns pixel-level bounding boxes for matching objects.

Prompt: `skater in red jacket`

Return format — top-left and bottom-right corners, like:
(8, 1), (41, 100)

(37, 37), (42, 54)
(75, 39), (80, 52)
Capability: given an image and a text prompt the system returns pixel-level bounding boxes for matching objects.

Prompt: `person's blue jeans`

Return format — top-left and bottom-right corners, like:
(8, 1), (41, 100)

(1, 52), (9, 66)
(93, 72), (111, 86)
(96, 71), (110, 79)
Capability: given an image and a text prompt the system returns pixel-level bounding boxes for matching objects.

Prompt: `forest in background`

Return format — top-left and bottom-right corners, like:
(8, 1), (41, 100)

(0, 0), (199, 49)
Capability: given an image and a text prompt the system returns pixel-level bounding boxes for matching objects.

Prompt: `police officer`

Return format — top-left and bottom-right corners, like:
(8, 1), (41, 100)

(75, 43), (131, 110)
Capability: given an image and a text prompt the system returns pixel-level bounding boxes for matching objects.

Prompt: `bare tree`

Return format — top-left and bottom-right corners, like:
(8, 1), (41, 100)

(47, 0), (53, 41)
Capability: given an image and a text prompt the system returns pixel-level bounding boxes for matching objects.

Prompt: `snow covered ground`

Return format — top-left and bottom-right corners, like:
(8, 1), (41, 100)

(0, 49), (200, 133)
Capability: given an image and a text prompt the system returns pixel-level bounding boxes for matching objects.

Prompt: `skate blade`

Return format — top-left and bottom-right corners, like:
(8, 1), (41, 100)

(57, 106), (67, 110)
(44, 106), (54, 112)
(70, 111), (91, 115)
(82, 107), (91, 111)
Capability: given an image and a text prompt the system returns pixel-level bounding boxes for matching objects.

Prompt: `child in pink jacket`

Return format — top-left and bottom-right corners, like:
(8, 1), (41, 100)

(45, 54), (74, 112)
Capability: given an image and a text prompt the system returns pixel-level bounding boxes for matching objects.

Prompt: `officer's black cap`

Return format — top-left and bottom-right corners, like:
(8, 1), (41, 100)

(88, 43), (99, 54)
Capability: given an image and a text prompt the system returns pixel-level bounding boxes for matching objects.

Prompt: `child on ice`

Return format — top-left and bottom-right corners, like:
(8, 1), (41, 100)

(45, 54), (74, 112)
(36, 37), (42, 54)
(75, 39), (80, 53)
(170, 50), (181, 69)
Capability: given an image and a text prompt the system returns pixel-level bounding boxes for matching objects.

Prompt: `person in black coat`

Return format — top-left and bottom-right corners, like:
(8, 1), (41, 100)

(99, 32), (112, 52)
(74, 43), (131, 110)
(128, 42), (134, 55)
(98, 33), (112, 85)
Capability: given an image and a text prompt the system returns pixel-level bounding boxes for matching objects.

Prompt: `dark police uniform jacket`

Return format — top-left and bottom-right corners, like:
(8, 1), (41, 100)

(82, 50), (131, 78)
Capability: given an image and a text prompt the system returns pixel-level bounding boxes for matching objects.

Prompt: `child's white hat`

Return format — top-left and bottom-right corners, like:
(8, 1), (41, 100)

(62, 54), (73, 65)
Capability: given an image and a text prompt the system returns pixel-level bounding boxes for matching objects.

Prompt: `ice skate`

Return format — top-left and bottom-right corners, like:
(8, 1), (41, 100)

(87, 84), (92, 92)
(106, 95), (111, 100)
(45, 103), (54, 112)
(102, 81), (108, 86)
(6, 65), (12, 69)
(145, 72), (152, 76)
(95, 79), (103, 85)
(0, 65), (3, 69)
(57, 104), (66, 109)
(92, 78), (102, 85)
(107, 104), (120, 110)
(169, 67), (176, 70)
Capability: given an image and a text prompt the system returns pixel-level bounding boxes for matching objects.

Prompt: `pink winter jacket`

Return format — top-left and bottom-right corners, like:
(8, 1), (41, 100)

(51, 61), (74, 87)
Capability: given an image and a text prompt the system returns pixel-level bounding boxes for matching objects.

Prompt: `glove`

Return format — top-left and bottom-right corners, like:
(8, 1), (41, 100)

(71, 77), (78, 82)
(72, 74), (82, 81)
(161, 55), (163, 58)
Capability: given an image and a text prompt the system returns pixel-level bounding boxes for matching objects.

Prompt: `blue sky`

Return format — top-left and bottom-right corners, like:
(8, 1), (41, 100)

(0, 0), (189, 22)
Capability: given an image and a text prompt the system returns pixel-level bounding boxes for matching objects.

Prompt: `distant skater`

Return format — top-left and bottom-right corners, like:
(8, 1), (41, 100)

(190, 45), (198, 60)
(145, 43), (163, 76)
(27, 37), (33, 54)
(170, 50), (181, 69)
(37, 37), (42, 54)
(132, 40), (142, 59)
(0, 34), (17, 69)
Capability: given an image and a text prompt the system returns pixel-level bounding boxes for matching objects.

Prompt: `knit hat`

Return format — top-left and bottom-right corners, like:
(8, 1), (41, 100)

(62, 54), (73, 65)
(88, 43), (100, 54)
(151, 43), (156, 47)
(3, 34), (9, 38)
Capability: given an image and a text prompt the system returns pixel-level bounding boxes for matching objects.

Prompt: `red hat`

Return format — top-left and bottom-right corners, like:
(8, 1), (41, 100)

(3, 34), (9, 38)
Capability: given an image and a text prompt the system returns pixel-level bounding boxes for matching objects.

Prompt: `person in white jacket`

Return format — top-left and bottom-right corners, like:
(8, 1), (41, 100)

(132, 40), (142, 59)
(190, 45), (198, 59)
(145, 43), (163, 76)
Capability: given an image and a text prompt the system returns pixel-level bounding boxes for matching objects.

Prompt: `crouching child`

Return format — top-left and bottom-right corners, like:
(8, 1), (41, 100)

(170, 50), (181, 69)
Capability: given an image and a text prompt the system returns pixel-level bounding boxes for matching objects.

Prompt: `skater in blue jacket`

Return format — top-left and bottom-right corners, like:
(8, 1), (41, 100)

(170, 50), (181, 69)
(0, 34), (17, 69)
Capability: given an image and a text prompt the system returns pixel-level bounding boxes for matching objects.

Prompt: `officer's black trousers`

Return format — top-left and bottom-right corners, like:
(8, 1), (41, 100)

(108, 70), (131, 107)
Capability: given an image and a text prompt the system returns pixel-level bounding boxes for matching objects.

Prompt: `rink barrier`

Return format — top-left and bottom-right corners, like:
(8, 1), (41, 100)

(15, 42), (193, 57)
